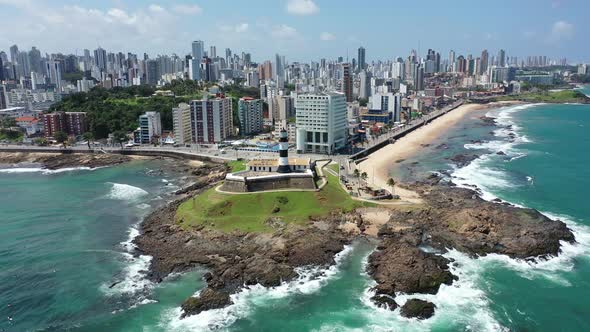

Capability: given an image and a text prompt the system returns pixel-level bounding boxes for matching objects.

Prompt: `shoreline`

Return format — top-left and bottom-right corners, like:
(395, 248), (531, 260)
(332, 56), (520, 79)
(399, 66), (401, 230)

(357, 101), (524, 196)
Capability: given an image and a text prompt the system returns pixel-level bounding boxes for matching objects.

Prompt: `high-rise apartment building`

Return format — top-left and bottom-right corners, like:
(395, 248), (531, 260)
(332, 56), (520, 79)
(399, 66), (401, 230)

(357, 47), (366, 71)
(43, 112), (87, 139)
(146, 60), (159, 85)
(192, 40), (204, 61)
(342, 63), (353, 102)
(238, 97), (263, 135)
(359, 70), (371, 99)
(269, 95), (295, 121)
(190, 96), (233, 143)
(498, 49), (506, 67)
(295, 92), (347, 154)
(480, 49), (489, 74)
(172, 103), (192, 145)
(258, 61), (273, 81)
(94, 47), (107, 71)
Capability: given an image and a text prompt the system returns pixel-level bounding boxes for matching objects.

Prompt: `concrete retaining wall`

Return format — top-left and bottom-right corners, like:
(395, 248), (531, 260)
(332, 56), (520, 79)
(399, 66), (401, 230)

(0, 148), (229, 164)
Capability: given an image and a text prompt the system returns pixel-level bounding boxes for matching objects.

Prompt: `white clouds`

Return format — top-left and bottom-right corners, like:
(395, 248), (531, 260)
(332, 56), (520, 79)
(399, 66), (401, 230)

(271, 24), (298, 39)
(219, 23), (249, 33)
(548, 20), (574, 43)
(235, 23), (249, 33)
(172, 4), (203, 15)
(148, 4), (165, 13)
(320, 32), (335, 41)
(286, 0), (319, 15)
(0, 1), (187, 53)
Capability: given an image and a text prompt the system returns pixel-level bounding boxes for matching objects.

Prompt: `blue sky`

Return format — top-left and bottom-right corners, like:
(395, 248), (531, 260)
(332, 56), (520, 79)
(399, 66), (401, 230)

(0, 0), (588, 63)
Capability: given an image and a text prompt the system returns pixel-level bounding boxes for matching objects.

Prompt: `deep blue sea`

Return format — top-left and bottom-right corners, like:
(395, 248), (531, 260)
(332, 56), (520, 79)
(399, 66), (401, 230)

(1, 86), (589, 331)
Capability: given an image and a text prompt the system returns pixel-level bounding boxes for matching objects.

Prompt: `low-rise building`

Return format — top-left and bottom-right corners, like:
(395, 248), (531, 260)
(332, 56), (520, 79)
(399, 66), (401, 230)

(15, 116), (42, 136)
(138, 111), (162, 144)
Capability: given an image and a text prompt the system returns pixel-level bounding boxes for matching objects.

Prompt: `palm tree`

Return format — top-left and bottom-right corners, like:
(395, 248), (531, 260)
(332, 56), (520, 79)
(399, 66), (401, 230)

(387, 177), (396, 196)
(361, 172), (368, 186)
(83, 132), (95, 150)
(54, 131), (68, 148)
(353, 169), (360, 189)
(112, 131), (128, 148)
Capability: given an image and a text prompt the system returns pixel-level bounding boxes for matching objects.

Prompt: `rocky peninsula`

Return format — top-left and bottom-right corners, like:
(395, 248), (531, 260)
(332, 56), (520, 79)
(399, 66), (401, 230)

(133, 166), (575, 320)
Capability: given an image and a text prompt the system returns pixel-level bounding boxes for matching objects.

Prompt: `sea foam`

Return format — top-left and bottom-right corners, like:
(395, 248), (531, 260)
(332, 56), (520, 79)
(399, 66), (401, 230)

(0, 167), (94, 174)
(106, 182), (149, 201)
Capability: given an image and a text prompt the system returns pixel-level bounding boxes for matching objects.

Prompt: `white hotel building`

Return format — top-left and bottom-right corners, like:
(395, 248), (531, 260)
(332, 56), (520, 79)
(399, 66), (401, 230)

(295, 92), (347, 154)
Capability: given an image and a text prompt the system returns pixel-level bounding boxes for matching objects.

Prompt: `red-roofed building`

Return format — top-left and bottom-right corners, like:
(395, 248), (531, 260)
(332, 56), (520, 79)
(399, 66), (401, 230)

(15, 116), (42, 136)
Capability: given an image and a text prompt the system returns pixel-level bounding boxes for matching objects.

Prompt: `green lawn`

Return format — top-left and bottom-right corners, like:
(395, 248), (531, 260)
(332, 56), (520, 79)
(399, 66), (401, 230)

(227, 160), (247, 172)
(497, 90), (589, 103)
(176, 170), (374, 233)
(327, 163), (340, 174)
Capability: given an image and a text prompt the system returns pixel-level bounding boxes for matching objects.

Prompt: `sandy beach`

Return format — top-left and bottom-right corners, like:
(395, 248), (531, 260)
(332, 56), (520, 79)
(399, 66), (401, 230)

(357, 101), (522, 202)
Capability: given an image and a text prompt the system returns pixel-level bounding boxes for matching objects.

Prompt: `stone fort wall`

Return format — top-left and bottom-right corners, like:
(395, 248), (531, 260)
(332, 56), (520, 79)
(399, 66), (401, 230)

(220, 175), (316, 193)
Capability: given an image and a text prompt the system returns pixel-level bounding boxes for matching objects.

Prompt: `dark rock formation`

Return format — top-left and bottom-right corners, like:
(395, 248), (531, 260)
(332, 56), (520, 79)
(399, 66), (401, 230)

(0, 152), (132, 169)
(447, 154), (480, 167)
(479, 116), (497, 126)
(181, 288), (232, 317)
(371, 294), (398, 310)
(400, 299), (436, 319)
(368, 228), (454, 298)
(367, 180), (575, 315)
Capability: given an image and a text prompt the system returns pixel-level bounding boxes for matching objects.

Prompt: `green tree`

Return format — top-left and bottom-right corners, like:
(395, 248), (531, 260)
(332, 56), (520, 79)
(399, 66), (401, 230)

(361, 172), (368, 186)
(54, 131), (68, 148)
(82, 132), (95, 149)
(0, 117), (16, 128)
(33, 137), (48, 146)
(112, 130), (128, 148)
(353, 168), (361, 191)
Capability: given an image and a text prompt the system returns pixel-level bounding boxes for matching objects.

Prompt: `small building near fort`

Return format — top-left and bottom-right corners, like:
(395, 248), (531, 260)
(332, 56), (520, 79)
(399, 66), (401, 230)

(220, 129), (317, 193)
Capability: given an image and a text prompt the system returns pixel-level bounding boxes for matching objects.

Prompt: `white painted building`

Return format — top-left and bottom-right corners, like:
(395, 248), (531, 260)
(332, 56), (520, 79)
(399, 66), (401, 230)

(369, 92), (402, 122)
(138, 112), (162, 144)
(295, 91), (347, 154)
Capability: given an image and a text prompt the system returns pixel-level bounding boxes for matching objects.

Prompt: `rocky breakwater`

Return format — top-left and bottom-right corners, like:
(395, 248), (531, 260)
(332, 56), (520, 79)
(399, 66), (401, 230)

(367, 177), (575, 319)
(0, 152), (132, 169)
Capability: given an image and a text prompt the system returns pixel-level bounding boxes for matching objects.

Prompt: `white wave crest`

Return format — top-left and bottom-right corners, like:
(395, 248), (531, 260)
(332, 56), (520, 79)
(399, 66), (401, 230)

(101, 224), (154, 297)
(160, 246), (354, 332)
(0, 167), (94, 174)
(106, 182), (148, 201)
(101, 252), (153, 296)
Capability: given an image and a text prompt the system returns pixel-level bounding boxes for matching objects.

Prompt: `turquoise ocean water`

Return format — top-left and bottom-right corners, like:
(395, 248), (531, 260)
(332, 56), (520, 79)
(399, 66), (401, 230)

(1, 87), (589, 331)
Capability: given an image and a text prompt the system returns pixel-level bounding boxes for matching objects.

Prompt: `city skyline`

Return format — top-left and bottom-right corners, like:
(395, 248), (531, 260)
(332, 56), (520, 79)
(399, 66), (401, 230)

(0, 0), (588, 63)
